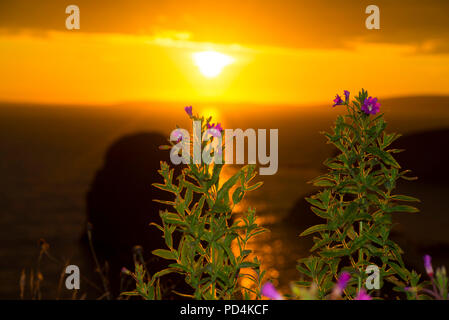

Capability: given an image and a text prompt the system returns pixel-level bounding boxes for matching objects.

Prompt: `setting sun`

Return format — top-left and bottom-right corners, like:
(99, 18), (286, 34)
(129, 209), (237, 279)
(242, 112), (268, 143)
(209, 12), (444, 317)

(192, 51), (234, 78)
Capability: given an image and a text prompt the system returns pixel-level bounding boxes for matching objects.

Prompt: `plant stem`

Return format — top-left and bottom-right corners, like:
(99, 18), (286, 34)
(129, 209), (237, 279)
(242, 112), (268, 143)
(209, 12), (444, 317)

(358, 221), (363, 292)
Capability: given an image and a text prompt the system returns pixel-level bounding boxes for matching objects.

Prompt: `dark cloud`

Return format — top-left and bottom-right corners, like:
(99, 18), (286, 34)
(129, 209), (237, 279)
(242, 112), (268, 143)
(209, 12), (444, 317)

(0, 0), (448, 53)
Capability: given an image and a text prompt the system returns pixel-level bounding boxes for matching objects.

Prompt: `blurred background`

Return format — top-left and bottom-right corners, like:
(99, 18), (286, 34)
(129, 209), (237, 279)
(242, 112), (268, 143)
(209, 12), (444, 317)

(0, 0), (448, 299)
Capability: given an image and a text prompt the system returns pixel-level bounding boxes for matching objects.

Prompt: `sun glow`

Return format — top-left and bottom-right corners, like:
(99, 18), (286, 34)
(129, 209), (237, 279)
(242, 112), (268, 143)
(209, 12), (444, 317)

(192, 51), (234, 78)
(200, 107), (222, 122)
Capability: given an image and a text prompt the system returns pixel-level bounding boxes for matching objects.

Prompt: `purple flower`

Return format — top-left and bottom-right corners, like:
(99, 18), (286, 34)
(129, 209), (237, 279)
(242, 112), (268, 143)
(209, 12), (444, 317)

(207, 122), (223, 138)
(336, 272), (351, 292)
(344, 90), (350, 103)
(355, 289), (372, 300)
(215, 123), (223, 132)
(424, 254), (434, 277)
(261, 282), (283, 300)
(121, 267), (131, 275)
(331, 272), (351, 298)
(361, 97), (380, 115)
(333, 94), (344, 107)
(173, 130), (183, 143)
(184, 106), (193, 117)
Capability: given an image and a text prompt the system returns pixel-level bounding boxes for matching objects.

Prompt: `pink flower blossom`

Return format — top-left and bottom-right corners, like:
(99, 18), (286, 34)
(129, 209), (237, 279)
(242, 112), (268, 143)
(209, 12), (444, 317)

(344, 90), (350, 103)
(336, 272), (351, 293)
(361, 97), (380, 115)
(261, 282), (283, 300)
(121, 267), (131, 275)
(331, 272), (351, 298)
(424, 254), (434, 277)
(173, 129), (183, 143)
(355, 289), (372, 300)
(184, 106), (193, 117)
(333, 94), (344, 107)
(207, 122), (223, 137)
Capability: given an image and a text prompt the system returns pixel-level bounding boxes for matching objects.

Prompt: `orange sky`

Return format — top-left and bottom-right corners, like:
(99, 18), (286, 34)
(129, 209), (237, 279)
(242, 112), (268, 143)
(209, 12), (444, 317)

(0, 0), (448, 105)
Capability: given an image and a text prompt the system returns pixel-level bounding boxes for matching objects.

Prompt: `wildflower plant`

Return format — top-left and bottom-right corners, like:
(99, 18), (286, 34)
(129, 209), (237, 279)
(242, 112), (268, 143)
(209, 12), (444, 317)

(261, 271), (372, 300)
(297, 89), (420, 299)
(130, 107), (267, 300)
(405, 255), (449, 300)
(121, 264), (162, 300)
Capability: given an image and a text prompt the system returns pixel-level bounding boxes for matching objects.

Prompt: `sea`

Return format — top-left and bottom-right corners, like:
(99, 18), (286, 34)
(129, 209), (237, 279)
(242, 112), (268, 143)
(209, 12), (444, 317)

(1, 97), (449, 299)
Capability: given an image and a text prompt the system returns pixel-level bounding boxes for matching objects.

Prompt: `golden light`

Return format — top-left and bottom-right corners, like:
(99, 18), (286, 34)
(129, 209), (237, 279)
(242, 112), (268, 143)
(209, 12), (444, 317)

(200, 106), (221, 121)
(192, 51), (234, 78)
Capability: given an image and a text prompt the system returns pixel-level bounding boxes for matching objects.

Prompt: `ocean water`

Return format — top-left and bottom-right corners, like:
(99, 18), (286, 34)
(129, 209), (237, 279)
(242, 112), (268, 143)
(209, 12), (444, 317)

(1, 97), (449, 299)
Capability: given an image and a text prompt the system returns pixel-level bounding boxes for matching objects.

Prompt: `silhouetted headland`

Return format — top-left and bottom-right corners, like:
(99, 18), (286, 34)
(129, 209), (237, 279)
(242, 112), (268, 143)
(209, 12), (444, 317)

(84, 132), (189, 298)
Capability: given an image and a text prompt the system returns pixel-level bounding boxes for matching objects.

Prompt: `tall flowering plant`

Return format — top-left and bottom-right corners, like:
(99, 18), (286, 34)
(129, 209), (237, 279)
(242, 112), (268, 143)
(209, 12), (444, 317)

(405, 255), (449, 300)
(260, 271), (372, 300)
(296, 89), (420, 299)
(125, 107), (267, 300)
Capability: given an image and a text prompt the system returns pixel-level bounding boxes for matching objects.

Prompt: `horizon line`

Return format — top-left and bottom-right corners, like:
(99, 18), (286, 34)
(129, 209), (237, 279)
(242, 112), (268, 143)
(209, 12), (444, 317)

(0, 94), (448, 110)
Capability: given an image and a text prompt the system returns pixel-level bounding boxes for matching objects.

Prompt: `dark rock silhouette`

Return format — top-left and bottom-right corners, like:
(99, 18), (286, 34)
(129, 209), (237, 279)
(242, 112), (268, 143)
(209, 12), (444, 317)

(283, 190), (323, 252)
(392, 128), (449, 182)
(286, 128), (449, 277)
(84, 132), (190, 298)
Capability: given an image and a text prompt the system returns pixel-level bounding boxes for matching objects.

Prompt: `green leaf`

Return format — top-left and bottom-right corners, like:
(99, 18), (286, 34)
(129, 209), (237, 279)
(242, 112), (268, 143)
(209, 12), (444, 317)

(152, 249), (178, 260)
(300, 224), (328, 237)
(153, 268), (179, 279)
(294, 280), (311, 287)
(385, 205), (419, 213)
(310, 236), (332, 252)
(329, 258), (341, 275)
(153, 183), (175, 193)
(342, 202), (358, 224)
(164, 225), (174, 249)
(245, 181), (263, 192)
(210, 200), (230, 214)
(364, 231), (384, 246)
(366, 146), (400, 168)
(217, 169), (242, 201)
(120, 291), (140, 296)
(350, 235), (368, 253)
(149, 222), (163, 232)
(250, 228), (268, 238)
(296, 264), (312, 277)
(168, 263), (190, 273)
(209, 163), (223, 188)
(389, 262), (409, 282)
(310, 206), (329, 219)
(320, 248), (349, 258)
(232, 187), (244, 205)
(313, 179), (335, 187)
(324, 158), (346, 170)
(238, 262), (259, 269)
(382, 132), (402, 149)
(390, 195), (420, 202)
(160, 211), (186, 226)
(306, 197), (326, 210)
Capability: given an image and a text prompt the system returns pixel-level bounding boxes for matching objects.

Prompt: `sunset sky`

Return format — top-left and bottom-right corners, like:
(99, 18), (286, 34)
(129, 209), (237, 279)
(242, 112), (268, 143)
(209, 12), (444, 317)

(1, 0), (449, 105)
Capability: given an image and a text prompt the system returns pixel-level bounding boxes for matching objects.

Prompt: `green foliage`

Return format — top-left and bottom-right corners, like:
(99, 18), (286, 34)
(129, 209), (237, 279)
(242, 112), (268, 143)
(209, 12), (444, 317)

(405, 265), (449, 300)
(137, 111), (267, 300)
(434, 267), (449, 299)
(297, 89), (420, 299)
(121, 263), (162, 300)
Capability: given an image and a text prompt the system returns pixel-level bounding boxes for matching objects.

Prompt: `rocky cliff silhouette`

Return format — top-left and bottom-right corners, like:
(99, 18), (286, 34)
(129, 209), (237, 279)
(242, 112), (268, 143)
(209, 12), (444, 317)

(84, 132), (190, 298)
